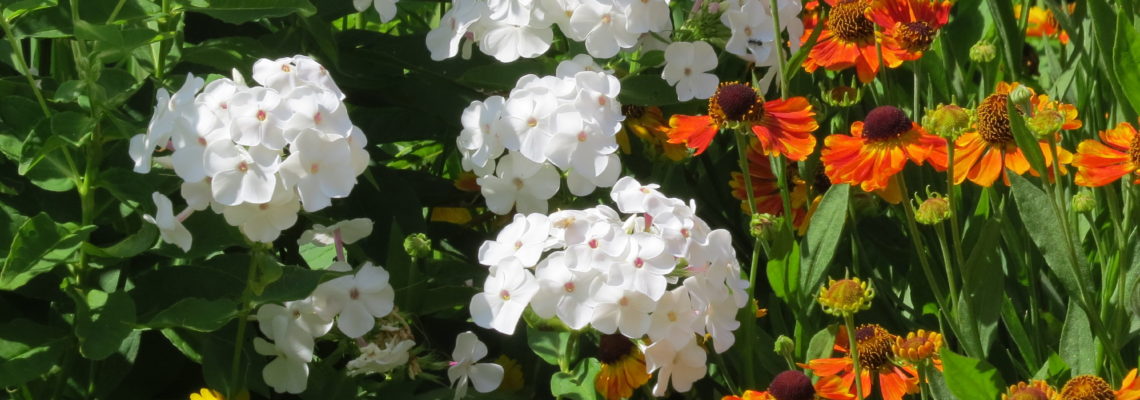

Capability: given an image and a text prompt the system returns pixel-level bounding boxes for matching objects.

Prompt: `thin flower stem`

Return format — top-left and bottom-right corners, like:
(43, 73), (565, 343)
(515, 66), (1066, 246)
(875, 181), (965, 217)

(230, 247), (263, 397)
(1045, 136), (1066, 211)
(734, 131), (761, 390)
(769, 0), (788, 100)
(770, 155), (796, 233)
(913, 62), (922, 120)
(895, 175), (956, 337)
(933, 223), (959, 307)
(918, 362), (930, 400)
(945, 145), (966, 269)
(874, 28), (889, 93)
(0, 18), (51, 118)
(843, 315), (864, 400)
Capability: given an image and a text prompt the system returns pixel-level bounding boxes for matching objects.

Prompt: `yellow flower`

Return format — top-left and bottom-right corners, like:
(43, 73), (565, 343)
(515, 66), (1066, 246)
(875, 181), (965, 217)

(818, 277), (874, 317)
(1003, 380), (1058, 400)
(189, 389), (248, 400)
(494, 354), (525, 392)
(595, 334), (651, 400)
(892, 329), (942, 364)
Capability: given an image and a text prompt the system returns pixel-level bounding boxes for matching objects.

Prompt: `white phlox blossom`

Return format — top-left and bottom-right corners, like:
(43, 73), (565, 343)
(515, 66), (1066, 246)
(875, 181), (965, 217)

(131, 56), (370, 246)
(254, 337), (310, 394)
(346, 339), (416, 376)
(469, 177), (747, 395)
(662, 41), (720, 101)
(354, 0), (400, 23)
(424, 0), (671, 61)
(459, 65), (625, 215)
(142, 192), (193, 252)
(448, 332), (504, 400)
(312, 262), (397, 338)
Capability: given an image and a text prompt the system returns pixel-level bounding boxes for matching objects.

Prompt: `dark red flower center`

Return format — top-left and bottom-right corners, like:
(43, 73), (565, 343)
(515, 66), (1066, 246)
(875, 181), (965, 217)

(768, 370), (815, 400)
(828, 0), (875, 42)
(597, 334), (634, 365)
(714, 83), (759, 122)
(862, 105), (913, 141)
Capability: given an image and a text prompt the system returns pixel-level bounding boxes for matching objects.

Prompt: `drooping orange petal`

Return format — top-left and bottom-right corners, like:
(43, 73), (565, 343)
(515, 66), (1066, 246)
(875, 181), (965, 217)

(1073, 139), (1135, 187)
(815, 375), (856, 400)
(873, 176), (903, 204)
(805, 357), (854, 377)
(1118, 368), (1140, 400)
(952, 132), (987, 185)
(667, 115), (718, 155)
(754, 96), (819, 161)
(968, 144), (1005, 187)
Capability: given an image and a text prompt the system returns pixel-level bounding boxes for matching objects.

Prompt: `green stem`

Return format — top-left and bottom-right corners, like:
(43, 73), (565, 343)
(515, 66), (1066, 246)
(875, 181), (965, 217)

(843, 315), (864, 400)
(768, 0), (788, 99)
(770, 155), (796, 233)
(913, 62), (921, 120)
(933, 222), (959, 307)
(0, 17), (51, 118)
(230, 248), (262, 397)
(918, 362), (930, 400)
(945, 145), (966, 269)
(895, 175), (955, 338)
(734, 131), (761, 390)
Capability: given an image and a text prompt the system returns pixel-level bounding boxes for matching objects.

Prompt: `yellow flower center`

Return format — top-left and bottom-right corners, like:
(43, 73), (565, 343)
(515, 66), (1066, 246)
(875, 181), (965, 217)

(1059, 375), (1114, 400)
(977, 94), (1014, 144)
(1128, 126), (1140, 164)
(827, 0), (874, 42)
(854, 324), (895, 370)
(898, 21), (935, 52)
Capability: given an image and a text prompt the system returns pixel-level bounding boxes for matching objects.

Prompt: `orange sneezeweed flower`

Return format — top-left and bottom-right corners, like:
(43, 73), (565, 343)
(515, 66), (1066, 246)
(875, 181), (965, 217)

(821, 105), (947, 203)
(804, 324), (919, 400)
(1073, 121), (1140, 187)
(729, 140), (811, 226)
(866, 0), (952, 58)
(621, 105), (689, 162)
(892, 330), (942, 371)
(595, 334), (651, 400)
(1120, 369), (1140, 400)
(953, 82), (1078, 187)
(1016, 4), (1071, 45)
(723, 370), (854, 400)
(667, 82), (818, 160)
(1003, 380), (1058, 400)
(802, 0), (909, 83)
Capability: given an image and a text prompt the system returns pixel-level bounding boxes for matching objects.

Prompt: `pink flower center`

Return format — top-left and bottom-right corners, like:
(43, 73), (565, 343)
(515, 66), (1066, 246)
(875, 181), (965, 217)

(500, 290), (511, 300)
(563, 282), (575, 293)
(256, 110), (267, 122)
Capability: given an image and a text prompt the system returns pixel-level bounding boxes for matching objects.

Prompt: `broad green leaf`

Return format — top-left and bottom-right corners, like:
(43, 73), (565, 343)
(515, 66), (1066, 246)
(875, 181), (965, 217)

(526, 325), (570, 366)
(144, 298), (238, 332)
(75, 289), (138, 360)
(1059, 301), (1095, 375)
(457, 59), (550, 91)
(0, 318), (68, 386)
(1007, 102), (1047, 180)
(766, 239), (800, 302)
(956, 216), (1003, 358)
(618, 74), (683, 107)
(254, 264), (327, 305)
(72, 21), (162, 63)
(940, 347), (1003, 400)
(804, 325), (838, 363)
(81, 222), (158, 259)
(2, 0), (58, 20)
(1009, 173), (1092, 300)
(161, 328), (202, 363)
(299, 242), (337, 270)
(1113, 12), (1140, 117)
(985, 0), (1024, 78)
(183, 0), (318, 24)
(551, 357), (601, 400)
(0, 213), (94, 290)
(797, 183), (849, 306)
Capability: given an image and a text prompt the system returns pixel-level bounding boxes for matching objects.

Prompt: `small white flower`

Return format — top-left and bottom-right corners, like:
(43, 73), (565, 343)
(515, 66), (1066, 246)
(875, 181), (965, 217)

(298, 218), (374, 246)
(610, 176), (663, 214)
(477, 20), (554, 63)
(476, 152), (560, 215)
(312, 262), (396, 338)
(614, 0), (671, 34)
(470, 259), (539, 334)
(256, 299), (333, 362)
(228, 86), (288, 150)
(220, 184), (300, 243)
(254, 337), (310, 394)
(279, 129), (357, 212)
(531, 252), (600, 329)
(143, 192), (192, 252)
(282, 86), (353, 140)
(426, 0), (485, 60)
(722, 0), (776, 62)
(662, 41), (720, 101)
(644, 336), (707, 396)
(478, 213), (551, 269)
(354, 0), (400, 23)
(346, 339), (416, 376)
(458, 97), (509, 176)
(554, 54), (603, 78)
(568, 0), (639, 58)
(203, 140), (280, 206)
(448, 332), (504, 400)
(590, 284), (654, 337)
(648, 287), (699, 349)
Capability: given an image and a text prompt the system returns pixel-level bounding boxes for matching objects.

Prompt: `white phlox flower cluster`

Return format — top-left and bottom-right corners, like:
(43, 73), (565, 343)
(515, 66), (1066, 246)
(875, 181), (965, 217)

(254, 259), (398, 393)
(470, 176), (748, 396)
(131, 55), (370, 248)
(719, 0), (803, 92)
(459, 58), (624, 215)
(425, 0), (673, 62)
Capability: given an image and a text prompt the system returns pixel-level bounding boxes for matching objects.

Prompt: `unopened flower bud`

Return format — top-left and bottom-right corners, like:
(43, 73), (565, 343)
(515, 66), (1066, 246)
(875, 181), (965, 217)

(1027, 110), (1065, 138)
(922, 104), (972, 140)
(970, 41), (996, 63)
(403, 233), (432, 259)
(818, 277), (874, 317)
(774, 335), (796, 359)
(750, 213), (777, 239)
(1071, 191), (1095, 213)
(914, 193), (950, 225)
(1009, 85), (1034, 108)
(824, 85), (861, 108)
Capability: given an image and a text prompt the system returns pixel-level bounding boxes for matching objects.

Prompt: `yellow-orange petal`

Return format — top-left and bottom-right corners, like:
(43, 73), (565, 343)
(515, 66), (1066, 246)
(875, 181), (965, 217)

(1119, 368), (1140, 400)
(1073, 139), (1135, 187)
(805, 357), (853, 377)
(816, 375), (856, 400)
(667, 114), (718, 155)
(754, 96), (819, 161)
(878, 367), (914, 400)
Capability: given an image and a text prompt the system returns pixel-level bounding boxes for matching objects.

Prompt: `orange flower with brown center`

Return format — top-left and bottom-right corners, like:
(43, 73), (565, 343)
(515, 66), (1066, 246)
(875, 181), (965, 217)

(620, 105), (689, 161)
(667, 82), (818, 160)
(1003, 380), (1058, 400)
(821, 105), (948, 203)
(1059, 375), (1114, 400)
(1073, 121), (1140, 187)
(953, 82), (1078, 187)
(802, 0), (910, 83)
(594, 334), (651, 400)
(803, 324), (918, 400)
(867, 0), (952, 57)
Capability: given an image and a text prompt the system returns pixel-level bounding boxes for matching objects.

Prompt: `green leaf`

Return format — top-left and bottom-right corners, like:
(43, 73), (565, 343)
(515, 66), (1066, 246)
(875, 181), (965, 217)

(526, 325), (570, 366)
(72, 20), (162, 63)
(1000, 297), (1039, 369)
(1009, 173), (1092, 300)
(75, 289), (138, 360)
(184, 0), (318, 24)
(940, 347), (1003, 400)
(797, 183), (849, 306)
(766, 239), (800, 302)
(0, 318), (69, 386)
(985, 0), (1024, 78)
(805, 325), (838, 362)
(1113, 12), (1140, 117)
(1007, 101), (1047, 179)
(82, 222), (158, 259)
(956, 215), (1004, 358)
(551, 357), (601, 400)
(0, 213), (94, 290)
(299, 242), (337, 270)
(1059, 301), (1095, 375)
(457, 59), (550, 91)
(144, 298), (238, 332)
(618, 74), (683, 107)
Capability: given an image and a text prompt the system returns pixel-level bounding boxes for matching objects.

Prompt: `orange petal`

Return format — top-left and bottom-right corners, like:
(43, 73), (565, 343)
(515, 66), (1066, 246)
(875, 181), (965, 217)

(667, 115), (718, 155)
(806, 357), (853, 377)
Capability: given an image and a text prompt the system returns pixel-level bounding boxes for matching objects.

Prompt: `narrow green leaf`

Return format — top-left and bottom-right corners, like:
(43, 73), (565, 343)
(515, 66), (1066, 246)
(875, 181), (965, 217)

(0, 213), (94, 290)
(1000, 297), (1039, 369)
(940, 347), (1003, 400)
(798, 184), (849, 306)
(1112, 12), (1140, 117)
(1059, 301), (1095, 375)
(1009, 173), (1092, 299)
(985, 0), (1024, 79)
(82, 222), (158, 259)
(144, 298), (238, 332)
(183, 0), (318, 24)
(1007, 101), (1047, 180)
